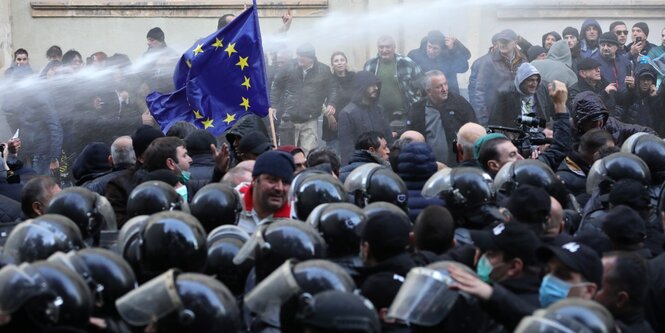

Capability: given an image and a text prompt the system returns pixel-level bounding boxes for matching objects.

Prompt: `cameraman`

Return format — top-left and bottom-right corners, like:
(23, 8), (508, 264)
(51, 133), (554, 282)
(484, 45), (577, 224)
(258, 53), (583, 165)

(477, 80), (571, 176)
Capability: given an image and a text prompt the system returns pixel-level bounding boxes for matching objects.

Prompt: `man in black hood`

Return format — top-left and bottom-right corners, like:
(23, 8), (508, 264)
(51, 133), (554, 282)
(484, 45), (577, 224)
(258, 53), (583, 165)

(338, 71), (393, 164)
(616, 64), (663, 135)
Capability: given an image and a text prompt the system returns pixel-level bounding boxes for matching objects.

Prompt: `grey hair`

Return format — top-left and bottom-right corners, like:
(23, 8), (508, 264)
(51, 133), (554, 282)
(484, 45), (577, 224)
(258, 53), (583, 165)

(111, 136), (136, 166)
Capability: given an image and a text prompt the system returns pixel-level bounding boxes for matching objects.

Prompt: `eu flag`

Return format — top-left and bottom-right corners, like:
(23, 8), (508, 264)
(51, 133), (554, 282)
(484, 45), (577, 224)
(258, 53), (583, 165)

(147, 4), (270, 136)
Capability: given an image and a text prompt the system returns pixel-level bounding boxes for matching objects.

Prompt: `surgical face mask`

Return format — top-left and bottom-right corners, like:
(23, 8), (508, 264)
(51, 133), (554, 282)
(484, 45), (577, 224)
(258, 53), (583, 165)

(175, 186), (188, 202)
(539, 274), (572, 307)
(173, 163), (191, 185)
(476, 254), (494, 283)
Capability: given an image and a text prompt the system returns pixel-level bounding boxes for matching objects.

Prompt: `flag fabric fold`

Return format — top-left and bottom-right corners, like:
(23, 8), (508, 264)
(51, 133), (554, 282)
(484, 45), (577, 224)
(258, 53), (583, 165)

(148, 4), (270, 136)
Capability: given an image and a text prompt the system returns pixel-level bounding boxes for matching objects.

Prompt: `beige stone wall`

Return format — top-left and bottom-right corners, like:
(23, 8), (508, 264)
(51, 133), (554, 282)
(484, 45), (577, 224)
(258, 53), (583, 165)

(4, 0), (665, 76)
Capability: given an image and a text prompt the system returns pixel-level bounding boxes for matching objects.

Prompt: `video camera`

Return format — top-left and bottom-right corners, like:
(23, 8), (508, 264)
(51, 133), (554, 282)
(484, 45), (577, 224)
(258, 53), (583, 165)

(487, 114), (552, 158)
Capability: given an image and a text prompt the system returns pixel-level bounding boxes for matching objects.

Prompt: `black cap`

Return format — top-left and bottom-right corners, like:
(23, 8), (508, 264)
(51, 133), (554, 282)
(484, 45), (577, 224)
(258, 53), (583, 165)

(147, 27), (165, 42)
(537, 242), (602, 287)
(602, 205), (647, 246)
(562, 26), (579, 39)
(505, 185), (551, 226)
(577, 58), (601, 71)
(360, 271), (403, 310)
(598, 32), (620, 46)
(608, 179), (651, 211)
(495, 29), (517, 42)
(470, 223), (541, 265)
(361, 208), (411, 261)
(238, 131), (272, 156)
(252, 150), (295, 184)
(185, 129), (217, 155)
(132, 125), (165, 158)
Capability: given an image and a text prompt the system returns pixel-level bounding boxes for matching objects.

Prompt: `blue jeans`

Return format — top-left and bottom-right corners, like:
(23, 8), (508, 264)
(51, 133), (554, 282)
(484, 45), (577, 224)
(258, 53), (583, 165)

(31, 154), (51, 176)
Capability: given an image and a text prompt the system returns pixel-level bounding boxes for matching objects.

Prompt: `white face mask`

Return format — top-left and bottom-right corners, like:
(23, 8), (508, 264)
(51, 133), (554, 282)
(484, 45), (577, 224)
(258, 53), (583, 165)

(175, 186), (188, 202)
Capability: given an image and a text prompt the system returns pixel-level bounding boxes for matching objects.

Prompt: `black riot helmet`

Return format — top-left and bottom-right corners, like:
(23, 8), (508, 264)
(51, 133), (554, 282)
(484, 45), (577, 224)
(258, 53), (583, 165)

(493, 159), (559, 195)
(344, 163), (408, 211)
(244, 259), (355, 331)
(48, 248), (137, 317)
(290, 170), (347, 221)
(422, 167), (501, 229)
(204, 225), (252, 296)
(389, 261), (486, 332)
(190, 183), (243, 233)
(116, 215), (149, 275)
(621, 132), (665, 185)
(3, 214), (85, 264)
(234, 219), (326, 282)
(306, 203), (366, 258)
(298, 290), (380, 333)
(116, 269), (242, 333)
(515, 299), (617, 333)
(126, 181), (189, 219)
(45, 187), (117, 245)
(0, 261), (92, 331)
(586, 152), (651, 195)
(138, 211), (207, 281)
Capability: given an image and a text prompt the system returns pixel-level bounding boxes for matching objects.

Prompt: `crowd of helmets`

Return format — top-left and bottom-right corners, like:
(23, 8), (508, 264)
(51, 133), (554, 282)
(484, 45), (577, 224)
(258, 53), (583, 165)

(3, 130), (665, 332)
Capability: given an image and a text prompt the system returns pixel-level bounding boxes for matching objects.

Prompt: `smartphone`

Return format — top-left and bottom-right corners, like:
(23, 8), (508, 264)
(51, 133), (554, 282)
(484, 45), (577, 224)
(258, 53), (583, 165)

(636, 37), (643, 43)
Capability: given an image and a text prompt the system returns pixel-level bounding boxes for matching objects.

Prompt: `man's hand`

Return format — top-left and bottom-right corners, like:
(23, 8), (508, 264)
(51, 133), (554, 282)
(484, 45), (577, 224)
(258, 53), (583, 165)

(650, 84), (658, 96)
(49, 159), (59, 171)
(278, 8), (293, 33)
(625, 75), (635, 89)
(142, 110), (157, 126)
(604, 83), (618, 95)
(326, 114), (337, 131)
(448, 265), (494, 301)
(211, 143), (230, 173)
(548, 80), (568, 113)
(7, 138), (20, 155)
(325, 105), (336, 117)
(269, 107), (278, 120)
(630, 41), (644, 56)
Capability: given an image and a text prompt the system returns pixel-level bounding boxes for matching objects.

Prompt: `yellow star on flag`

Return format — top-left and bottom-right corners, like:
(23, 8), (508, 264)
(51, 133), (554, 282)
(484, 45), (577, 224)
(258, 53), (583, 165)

(241, 76), (251, 90)
(223, 113), (236, 124)
(212, 38), (224, 50)
(193, 44), (205, 56)
(240, 97), (250, 111)
(236, 56), (249, 70)
(201, 118), (214, 129)
(192, 110), (204, 119)
(225, 43), (237, 57)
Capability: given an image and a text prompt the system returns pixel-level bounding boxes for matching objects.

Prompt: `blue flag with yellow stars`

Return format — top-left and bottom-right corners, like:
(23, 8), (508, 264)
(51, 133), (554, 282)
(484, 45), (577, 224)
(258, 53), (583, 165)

(147, 3), (269, 136)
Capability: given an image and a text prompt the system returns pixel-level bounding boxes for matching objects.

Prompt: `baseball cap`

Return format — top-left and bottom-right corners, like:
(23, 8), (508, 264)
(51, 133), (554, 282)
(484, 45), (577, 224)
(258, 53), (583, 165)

(536, 242), (602, 287)
(470, 222), (541, 265)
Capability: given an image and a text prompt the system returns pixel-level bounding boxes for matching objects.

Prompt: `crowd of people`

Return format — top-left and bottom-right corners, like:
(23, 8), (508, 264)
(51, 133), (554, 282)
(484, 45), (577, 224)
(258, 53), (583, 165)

(1, 12), (665, 333)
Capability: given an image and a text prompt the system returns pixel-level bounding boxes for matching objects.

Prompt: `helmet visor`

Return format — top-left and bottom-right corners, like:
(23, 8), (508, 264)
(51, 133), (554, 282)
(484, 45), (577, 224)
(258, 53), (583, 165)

(115, 269), (182, 326)
(514, 316), (581, 333)
(232, 225), (267, 265)
(421, 168), (453, 199)
(387, 267), (459, 326)
(116, 215), (149, 255)
(493, 161), (515, 193)
(0, 264), (42, 314)
(343, 163), (382, 193)
(244, 260), (300, 318)
(207, 225), (250, 246)
(95, 195), (118, 231)
(586, 159), (605, 194)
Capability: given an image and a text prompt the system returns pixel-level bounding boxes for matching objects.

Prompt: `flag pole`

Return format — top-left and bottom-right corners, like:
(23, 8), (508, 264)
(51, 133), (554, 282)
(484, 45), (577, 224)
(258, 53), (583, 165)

(269, 109), (278, 146)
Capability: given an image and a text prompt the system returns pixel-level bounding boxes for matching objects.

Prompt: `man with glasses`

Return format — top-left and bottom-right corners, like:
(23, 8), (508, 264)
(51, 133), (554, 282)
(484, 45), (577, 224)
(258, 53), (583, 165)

(610, 21), (630, 51)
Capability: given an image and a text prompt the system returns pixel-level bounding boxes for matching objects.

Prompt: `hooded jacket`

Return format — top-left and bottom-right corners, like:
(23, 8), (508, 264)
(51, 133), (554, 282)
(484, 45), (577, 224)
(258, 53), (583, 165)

(541, 31), (562, 48)
(615, 64), (663, 135)
(489, 63), (555, 127)
(580, 18), (602, 58)
(396, 142), (444, 221)
(338, 71), (393, 165)
(407, 36), (471, 94)
(531, 40), (578, 87)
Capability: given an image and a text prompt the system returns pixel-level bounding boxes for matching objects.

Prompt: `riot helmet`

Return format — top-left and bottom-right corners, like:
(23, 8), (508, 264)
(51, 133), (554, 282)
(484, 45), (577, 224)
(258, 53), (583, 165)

(244, 259), (355, 330)
(422, 167), (500, 228)
(389, 261), (485, 331)
(344, 163), (408, 211)
(47, 248), (137, 317)
(0, 260), (92, 331)
(494, 159), (559, 195)
(586, 152), (651, 195)
(190, 183), (242, 233)
(139, 211), (207, 280)
(306, 203), (366, 258)
(204, 225), (252, 296)
(234, 219), (326, 282)
(3, 215), (84, 264)
(297, 290), (380, 333)
(116, 269), (242, 333)
(116, 215), (149, 275)
(126, 181), (189, 219)
(515, 299), (617, 333)
(45, 187), (117, 245)
(621, 132), (665, 185)
(290, 170), (347, 221)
